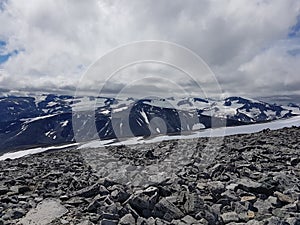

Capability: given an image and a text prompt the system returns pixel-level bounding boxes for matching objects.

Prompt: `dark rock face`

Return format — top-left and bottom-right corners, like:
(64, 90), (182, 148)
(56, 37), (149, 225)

(0, 127), (299, 224)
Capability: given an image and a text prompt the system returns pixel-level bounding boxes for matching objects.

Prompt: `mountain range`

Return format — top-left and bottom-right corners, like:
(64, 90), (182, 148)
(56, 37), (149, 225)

(0, 94), (299, 154)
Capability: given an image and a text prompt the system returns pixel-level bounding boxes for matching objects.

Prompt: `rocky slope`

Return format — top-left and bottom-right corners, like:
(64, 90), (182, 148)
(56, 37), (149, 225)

(0, 127), (299, 224)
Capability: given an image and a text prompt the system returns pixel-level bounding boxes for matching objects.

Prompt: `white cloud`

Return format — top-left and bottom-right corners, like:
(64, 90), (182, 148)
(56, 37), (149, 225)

(0, 0), (299, 97)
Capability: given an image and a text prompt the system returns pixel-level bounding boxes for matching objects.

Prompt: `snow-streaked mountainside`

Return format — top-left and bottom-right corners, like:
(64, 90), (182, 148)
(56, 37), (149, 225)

(0, 94), (299, 154)
(1, 115), (300, 161)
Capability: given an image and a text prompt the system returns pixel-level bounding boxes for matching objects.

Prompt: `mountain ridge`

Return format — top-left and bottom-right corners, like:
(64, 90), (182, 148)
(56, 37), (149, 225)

(0, 94), (299, 154)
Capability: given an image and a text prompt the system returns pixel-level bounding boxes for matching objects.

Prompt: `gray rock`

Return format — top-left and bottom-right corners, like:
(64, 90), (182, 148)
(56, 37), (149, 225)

(274, 191), (294, 204)
(0, 186), (9, 195)
(183, 193), (204, 214)
(5, 208), (26, 219)
(153, 198), (184, 221)
(221, 212), (239, 223)
(285, 217), (300, 225)
(245, 220), (262, 225)
(100, 219), (118, 225)
(73, 183), (100, 198)
(10, 185), (31, 194)
(65, 196), (86, 206)
(18, 199), (67, 225)
(181, 215), (198, 224)
(119, 214), (135, 225)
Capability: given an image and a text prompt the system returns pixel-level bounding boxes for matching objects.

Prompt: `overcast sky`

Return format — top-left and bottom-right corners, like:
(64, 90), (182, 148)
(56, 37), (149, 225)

(0, 0), (300, 98)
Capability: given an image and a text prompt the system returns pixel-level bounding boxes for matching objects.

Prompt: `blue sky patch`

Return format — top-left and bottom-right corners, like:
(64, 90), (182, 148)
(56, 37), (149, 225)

(0, 0), (7, 11)
(0, 54), (10, 64)
(287, 48), (300, 56)
(0, 40), (6, 47)
(0, 49), (19, 64)
(0, 40), (22, 64)
(289, 15), (300, 38)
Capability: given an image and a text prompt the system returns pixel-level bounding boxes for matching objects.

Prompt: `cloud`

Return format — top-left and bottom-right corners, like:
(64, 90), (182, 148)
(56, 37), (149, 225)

(0, 0), (299, 98)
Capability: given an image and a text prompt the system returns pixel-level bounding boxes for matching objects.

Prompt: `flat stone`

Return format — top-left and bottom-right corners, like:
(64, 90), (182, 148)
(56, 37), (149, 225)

(18, 199), (67, 225)
(240, 196), (257, 202)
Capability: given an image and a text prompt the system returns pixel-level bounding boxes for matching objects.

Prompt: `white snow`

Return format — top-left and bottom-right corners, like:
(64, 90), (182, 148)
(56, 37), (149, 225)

(60, 121), (69, 127)
(77, 116), (300, 148)
(192, 123), (205, 130)
(101, 109), (110, 115)
(20, 114), (58, 123)
(77, 139), (116, 149)
(47, 101), (57, 107)
(140, 109), (149, 124)
(0, 143), (79, 161)
(112, 106), (128, 113)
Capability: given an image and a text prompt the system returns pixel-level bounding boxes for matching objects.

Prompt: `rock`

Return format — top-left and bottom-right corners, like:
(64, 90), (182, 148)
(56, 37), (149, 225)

(6, 208), (26, 219)
(266, 196), (279, 206)
(18, 199), (67, 225)
(100, 219), (118, 225)
(111, 188), (130, 203)
(290, 157), (299, 166)
(65, 197), (86, 206)
(181, 215), (198, 224)
(184, 192), (204, 215)
(0, 186), (9, 195)
(73, 183), (100, 198)
(207, 181), (225, 196)
(264, 216), (285, 225)
(245, 220), (261, 225)
(10, 185), (31, 194)
(101, 212), (119, 221)
(253, 199), (273, 219)
(78, 220), (93, 225)
(237, 179), (262, 191)
(86, 199), (101, 212)
(274, 191), (294, 204)
(119, 214), (135, 225)
(195, 207), (219, 225)
(153, 198), (184, 221)
(136, 217), (148, 225)
(226, 183), (239, 191)
(221, 211), (239, 223)
(240, 196), (257, 202)
(247, 211), (255, 219)
(285, 217), (300, 225)
(129, 191), (158, 217)
(99, 185), (110, 196)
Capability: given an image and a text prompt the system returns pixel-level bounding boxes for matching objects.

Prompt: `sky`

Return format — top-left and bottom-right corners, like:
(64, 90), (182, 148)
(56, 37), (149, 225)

(0, 0), (300, 98)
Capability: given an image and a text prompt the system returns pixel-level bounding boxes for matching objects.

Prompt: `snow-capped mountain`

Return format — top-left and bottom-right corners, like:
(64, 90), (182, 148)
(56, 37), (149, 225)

(0, 94), (299, 153)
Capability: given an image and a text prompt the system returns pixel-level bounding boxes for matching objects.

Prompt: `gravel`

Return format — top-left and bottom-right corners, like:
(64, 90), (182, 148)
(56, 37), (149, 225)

(0, 126), (299, 224)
